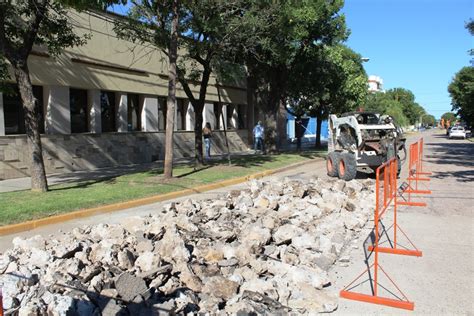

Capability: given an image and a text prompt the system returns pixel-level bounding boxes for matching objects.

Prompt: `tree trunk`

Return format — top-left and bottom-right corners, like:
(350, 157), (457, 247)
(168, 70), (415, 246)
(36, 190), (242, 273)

(265, 66), (287, 152)
(315, 115), (323, 148)
(192, 65), (211, 165)
(246, 74), (256, 147)
(13, 63), (48, 192)
(193, 102), (204, 165)
(276, 98), (287, 150)
(163, 0), (179, 179)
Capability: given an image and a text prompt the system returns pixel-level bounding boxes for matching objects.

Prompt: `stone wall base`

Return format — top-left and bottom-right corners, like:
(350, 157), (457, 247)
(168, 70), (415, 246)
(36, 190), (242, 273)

(0, 130), (250, 180)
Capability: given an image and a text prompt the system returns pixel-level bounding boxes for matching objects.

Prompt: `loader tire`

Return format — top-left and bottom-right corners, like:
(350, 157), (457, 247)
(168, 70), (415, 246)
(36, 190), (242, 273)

(338, 152), (357, 181)
(327, 152), (340, 177)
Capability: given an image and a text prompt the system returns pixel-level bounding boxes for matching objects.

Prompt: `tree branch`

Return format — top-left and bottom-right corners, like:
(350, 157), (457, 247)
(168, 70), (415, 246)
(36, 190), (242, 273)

(21, 0), (48, 60)
(176, 65), (196, 104)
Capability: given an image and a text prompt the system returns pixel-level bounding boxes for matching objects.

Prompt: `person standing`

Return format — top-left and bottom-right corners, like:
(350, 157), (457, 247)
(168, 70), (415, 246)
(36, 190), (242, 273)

(253, 121), (265, 153)
(202, 122), (212, 160)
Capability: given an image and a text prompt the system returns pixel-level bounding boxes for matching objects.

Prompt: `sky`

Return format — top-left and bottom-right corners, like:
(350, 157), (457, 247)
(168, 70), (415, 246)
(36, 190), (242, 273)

(342, 0), (473, 119)
(109, 1), (473, 119)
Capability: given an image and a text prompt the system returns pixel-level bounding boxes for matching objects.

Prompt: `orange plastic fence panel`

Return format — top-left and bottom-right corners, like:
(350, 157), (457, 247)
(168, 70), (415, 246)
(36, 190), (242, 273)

(399, 139), (431, 206)
(340, 158), (418, 310)
(417, 138), (432, 175)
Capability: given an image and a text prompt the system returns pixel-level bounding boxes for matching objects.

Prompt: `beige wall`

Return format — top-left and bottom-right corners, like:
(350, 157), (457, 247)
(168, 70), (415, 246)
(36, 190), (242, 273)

(0, 130), (250, 180)
(23, 10), (247, 105)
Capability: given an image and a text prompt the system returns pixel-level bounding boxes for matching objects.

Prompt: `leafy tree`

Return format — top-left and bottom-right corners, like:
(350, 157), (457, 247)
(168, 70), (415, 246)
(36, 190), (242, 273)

(0, 0), (120, 191)
(114, 1), (252, 164)
(441, 112), (457, 124)
(288, 44), (367, 147)
(421, 114), (436, 127)
(385, 88), (424, 125)
(239, 1), (348, 150)
(364, 88), (427, 126)
(448, 66), (474, 126)
(365, 94), (409, 126)
(163, 0), (178, 179)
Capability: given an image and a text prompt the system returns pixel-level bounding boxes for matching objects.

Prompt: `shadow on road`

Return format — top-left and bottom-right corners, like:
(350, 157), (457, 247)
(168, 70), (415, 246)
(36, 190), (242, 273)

(425, 140), (474, 182)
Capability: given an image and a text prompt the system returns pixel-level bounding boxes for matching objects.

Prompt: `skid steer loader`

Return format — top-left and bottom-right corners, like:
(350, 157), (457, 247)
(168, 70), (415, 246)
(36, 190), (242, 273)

(326, 112), (406, 181)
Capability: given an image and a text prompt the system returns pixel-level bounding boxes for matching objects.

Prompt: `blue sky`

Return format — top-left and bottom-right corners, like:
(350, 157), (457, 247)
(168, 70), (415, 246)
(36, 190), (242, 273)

(342, 0), (473, 118)
(109, 1), (473, 119)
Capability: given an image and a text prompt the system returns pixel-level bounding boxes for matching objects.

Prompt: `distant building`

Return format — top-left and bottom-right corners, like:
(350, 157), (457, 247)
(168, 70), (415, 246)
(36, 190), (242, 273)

(368, 75), (384, 93)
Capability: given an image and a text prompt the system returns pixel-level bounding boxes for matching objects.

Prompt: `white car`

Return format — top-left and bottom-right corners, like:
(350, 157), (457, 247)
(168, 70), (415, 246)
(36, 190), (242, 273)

(448, 126), (467, 139)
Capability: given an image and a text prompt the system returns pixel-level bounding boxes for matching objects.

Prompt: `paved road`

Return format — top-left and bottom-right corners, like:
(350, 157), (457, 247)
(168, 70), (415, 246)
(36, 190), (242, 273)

(331, 129), (474, 315)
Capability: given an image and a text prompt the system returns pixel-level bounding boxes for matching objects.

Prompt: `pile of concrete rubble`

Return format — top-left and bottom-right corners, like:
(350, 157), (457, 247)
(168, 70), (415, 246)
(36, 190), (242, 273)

(0, 177), (374, 315)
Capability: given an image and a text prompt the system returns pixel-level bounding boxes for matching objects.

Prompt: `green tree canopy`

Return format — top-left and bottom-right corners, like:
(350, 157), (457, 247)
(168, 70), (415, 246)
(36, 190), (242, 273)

(448, 66), (474, 126)
(365, 94), (409, 126)
(385, 88), (425, 125)
(441, 112), (457, 123)
(364, 87), (427, 126)
(287, 44), (367, 146)
(422, 114), (436, 126)
(235, 0), (348, 149)
(114, 1), (254, 163)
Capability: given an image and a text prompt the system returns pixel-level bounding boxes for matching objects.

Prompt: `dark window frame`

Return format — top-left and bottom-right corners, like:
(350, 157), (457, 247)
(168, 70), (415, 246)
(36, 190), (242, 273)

(70, 88), (89, 133)
(127, 93), (141, 132)
(158, 97), (167, 131)
(3, 84), (44, 135)
(100, 91), (116, 133)
(176, 99), (188, 131)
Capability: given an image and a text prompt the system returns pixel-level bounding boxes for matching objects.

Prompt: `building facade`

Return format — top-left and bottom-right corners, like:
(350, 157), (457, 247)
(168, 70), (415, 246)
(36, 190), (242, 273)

(0, 10), (253, 180)
(368, 75), (384, 93)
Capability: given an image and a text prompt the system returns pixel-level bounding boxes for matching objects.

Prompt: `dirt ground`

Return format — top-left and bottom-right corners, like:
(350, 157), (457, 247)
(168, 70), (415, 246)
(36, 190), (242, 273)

(330, 129), (474, 315)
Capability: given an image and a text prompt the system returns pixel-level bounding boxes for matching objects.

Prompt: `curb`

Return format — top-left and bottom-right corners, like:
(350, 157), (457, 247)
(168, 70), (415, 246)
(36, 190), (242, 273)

(0, 157), (322, 236)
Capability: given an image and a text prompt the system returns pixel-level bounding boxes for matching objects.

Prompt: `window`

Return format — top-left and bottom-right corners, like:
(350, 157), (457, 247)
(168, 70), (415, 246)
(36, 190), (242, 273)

(176, 99), (188, 131)
(226, 104), (235, 129)
(101, 91), (116, 133)
(213, 102), (222, 130)
(70, 88), (89, 133)
(237, 104), (247, 129)
(158, 97), (167, 130)
(127, 93), (140, 131)
(3, 84), (44, 135)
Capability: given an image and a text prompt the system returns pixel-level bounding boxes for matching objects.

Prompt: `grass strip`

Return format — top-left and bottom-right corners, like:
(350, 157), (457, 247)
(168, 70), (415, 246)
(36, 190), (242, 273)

(0, 151), (324, 226)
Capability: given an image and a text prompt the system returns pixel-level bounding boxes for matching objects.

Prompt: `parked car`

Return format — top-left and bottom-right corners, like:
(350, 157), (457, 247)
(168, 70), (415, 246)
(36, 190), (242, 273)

(448, 126), (467, 139)
(466, 127), (472, 138)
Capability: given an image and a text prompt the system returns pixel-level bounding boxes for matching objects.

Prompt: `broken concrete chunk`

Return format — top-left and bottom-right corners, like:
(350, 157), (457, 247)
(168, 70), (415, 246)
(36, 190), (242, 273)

(115, 272), (147, 302)
(0, 176), (375, 314)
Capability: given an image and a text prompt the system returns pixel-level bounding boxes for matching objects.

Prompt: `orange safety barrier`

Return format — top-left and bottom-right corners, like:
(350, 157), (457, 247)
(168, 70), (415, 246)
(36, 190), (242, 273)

(417, 138), (431, 176)
(340, 158), (418, 310)
(398, 138), (431, 207)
